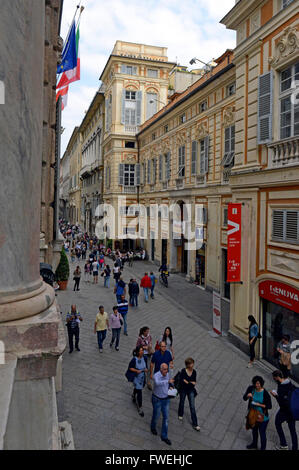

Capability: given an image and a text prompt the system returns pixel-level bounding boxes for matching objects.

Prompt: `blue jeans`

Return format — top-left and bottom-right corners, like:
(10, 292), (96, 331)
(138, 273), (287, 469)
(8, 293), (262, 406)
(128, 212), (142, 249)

(122, 314), (128, 335)
(111, 328), (121, 348)
(143, 288), (149, 302)
(151, 286), (155, 298)
(97, 330), (107, 350)
(252, 420), (269, 450)
(131, 294), (138, 307)
(104, 276), (110, 288)
(151, 395), (170, 439)
(275, 410), (298, 450)
(178, 391), (198, 427)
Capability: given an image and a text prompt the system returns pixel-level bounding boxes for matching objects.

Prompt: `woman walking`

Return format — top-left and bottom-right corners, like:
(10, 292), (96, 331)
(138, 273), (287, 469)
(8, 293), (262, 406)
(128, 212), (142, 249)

(129, 346), (147, 417)
(178, 358), (200, 431)
(84, 261), (90, 282)
(160, 327), (174, 360)
(136, 326), (153, 390)
(247, 315), (259, 368)
(73, 266), (81, 292)
(109, 307), (123, 351)
(243, 375), (272, 450)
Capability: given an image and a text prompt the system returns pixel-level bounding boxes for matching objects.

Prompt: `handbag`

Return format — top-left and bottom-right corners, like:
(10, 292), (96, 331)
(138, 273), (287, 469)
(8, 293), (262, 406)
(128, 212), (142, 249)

(155, 340), (160, 351)
(246, 408), (264, 430)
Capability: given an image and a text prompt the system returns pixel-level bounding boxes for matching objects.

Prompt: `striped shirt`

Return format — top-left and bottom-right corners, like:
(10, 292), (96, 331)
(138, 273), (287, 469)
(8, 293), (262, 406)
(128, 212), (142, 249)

(117, 299), (128, 317)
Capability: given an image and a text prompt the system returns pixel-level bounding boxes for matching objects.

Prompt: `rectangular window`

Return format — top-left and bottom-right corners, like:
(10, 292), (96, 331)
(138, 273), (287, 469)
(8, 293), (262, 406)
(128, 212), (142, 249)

(125, 141), (135, 148)
(272, 209), (299, 244)
(191, 141), (197, 175)
(280, 62), (299, 139)
(222, 125), (235, 167)
(178, 146), (185, 178)
(125, 90), (136, 100)
(223, 208), (228, 226)
(226, 83), (236, 97)
(152, 133), (156, 141)
(124, 164), (135, 187)
(121, 65), (137, 75)
(147, 69), (158, 78)
(180, 114), (186, 124)
(164, 125), (169, 133)
(199, 101), (207, 113)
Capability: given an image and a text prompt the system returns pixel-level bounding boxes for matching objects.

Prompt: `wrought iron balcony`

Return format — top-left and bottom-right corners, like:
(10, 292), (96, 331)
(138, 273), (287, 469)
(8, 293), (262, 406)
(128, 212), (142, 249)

(268, 136), (299, 168)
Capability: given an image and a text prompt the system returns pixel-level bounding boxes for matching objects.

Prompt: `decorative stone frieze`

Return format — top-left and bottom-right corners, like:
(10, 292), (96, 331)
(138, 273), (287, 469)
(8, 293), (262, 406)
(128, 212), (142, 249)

(269, 26), (299, 68)
(222, 106), (236, 128)
(195, 121), (209, 140)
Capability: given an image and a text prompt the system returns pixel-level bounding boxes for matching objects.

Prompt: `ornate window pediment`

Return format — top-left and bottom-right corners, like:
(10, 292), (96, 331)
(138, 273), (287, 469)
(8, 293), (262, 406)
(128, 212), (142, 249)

(176, 129), (190, 146)
(269, 26), (299, 69)
(161, 138), (170, 153)
(222, 106), (236, 128)
(195, 121), (208, 140)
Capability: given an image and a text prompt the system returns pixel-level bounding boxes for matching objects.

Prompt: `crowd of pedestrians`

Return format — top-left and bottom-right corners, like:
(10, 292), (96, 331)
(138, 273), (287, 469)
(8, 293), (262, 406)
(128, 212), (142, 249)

(60, 220), (298, 450)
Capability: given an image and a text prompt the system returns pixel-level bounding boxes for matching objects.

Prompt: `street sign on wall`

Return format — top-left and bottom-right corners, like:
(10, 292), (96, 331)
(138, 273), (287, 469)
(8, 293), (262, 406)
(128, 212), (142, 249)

(227, 203), (242, 283)
(213, 290), (222, 336)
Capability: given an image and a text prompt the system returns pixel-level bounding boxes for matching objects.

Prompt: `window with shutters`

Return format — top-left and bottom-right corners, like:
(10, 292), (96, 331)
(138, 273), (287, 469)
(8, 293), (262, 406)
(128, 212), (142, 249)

(159, 155), (163, 181)
(119, 164), (136, 187)
(146, 93), (158, 120)
(199, 136), (209, 175)
(147, 160), (151, 184)
(280, 62), (299, 139)
(258, 71), (273, 144)
(282, 0), (294, 8)
(191, 141), (197, 175)
(122, 90), (142, 127)
(272, 209), (299, 244)
(121, 65), (137, 75)
(221, 126), (235, 167)
(147, 69), (158, 78)
(178, 146), (185, 178)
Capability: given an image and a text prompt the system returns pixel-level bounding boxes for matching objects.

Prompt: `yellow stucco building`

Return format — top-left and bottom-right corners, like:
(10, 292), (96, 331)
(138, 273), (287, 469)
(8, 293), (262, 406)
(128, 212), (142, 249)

(67, 127), (82, 226)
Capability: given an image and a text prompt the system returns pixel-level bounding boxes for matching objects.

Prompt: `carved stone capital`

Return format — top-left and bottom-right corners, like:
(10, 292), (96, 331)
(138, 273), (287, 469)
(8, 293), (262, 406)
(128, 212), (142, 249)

(269, 26), (299, 69)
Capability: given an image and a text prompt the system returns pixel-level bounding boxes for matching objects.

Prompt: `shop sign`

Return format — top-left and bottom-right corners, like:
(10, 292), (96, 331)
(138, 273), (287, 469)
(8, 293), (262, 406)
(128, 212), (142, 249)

(259, 280), (299, 314)
(213, 290), (222, 335)
(227, 203), (242, 282)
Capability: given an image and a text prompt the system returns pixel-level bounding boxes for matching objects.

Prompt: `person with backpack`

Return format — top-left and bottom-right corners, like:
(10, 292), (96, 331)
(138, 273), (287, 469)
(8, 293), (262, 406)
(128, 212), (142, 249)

(271, 370), (298, 451)
(128, 345), (148, 417)
(114, 277), (126, 303)
(177, 358), (200, 431)
(247, 315), (260, 368)
(243, 375), (272, 450)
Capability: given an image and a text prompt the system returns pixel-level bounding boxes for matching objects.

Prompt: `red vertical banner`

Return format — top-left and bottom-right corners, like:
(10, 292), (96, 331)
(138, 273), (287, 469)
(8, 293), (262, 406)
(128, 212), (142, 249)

(227, 203), (242, 283)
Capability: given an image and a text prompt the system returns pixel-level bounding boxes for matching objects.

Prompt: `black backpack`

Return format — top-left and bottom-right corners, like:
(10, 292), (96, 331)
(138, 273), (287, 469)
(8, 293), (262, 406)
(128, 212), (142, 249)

(173, 370), (182, 392)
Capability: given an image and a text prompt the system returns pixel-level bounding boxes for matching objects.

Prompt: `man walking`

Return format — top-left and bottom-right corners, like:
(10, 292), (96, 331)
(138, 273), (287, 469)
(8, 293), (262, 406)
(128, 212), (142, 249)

(271, 370), (298, 450)
(150, 363), (174, 446)
(140, 272), (152, 303)
(150, 341), (173, 379)
(94, 306), (109, 353)
(66, 305), (83, 353)
(117, 294), (129, 336)
(114, 277), (126, 303)
(150, 272), (156, 299)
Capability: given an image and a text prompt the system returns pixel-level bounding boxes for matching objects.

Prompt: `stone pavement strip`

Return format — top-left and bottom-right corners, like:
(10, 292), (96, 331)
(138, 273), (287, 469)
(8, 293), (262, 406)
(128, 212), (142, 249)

(56, 258), (299, 451)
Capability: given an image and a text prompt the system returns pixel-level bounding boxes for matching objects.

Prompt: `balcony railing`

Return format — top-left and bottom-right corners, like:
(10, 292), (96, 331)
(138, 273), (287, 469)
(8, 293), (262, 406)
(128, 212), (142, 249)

(122, 186), (137, 194)
(124, 125), (139, 134)
(268, 136), (299, 168)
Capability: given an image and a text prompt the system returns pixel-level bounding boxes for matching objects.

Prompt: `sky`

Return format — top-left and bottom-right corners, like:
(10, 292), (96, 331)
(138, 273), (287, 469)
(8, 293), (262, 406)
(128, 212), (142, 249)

(60, 0), (236, 155)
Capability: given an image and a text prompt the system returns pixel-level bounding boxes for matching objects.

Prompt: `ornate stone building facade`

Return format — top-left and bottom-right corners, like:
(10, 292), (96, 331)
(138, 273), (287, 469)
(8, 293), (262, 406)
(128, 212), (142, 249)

(221, 0), (299, 378)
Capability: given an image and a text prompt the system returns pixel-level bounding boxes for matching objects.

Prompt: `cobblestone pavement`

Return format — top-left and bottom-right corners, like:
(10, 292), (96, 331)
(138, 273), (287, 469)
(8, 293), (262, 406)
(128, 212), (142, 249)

(56, 257), (298, 451)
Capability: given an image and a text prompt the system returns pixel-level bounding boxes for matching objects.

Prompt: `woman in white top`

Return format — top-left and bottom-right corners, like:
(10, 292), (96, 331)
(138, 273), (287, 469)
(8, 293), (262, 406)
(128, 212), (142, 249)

(159, 327), (174, 360)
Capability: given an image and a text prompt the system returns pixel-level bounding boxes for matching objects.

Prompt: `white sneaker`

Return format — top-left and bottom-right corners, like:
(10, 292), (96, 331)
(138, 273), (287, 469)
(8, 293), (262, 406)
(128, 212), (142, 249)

(275, 445), (289, 450)
(247, 363), (253, 368)
(178, 416), (183, 421)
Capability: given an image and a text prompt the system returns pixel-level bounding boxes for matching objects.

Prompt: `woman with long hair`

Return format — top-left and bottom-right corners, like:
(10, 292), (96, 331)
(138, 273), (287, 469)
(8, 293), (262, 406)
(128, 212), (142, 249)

(129, 345), (147, 417)
(160, 327), (174, 360)
(136, 326), (153, 389)
(247, 315), (259, 368)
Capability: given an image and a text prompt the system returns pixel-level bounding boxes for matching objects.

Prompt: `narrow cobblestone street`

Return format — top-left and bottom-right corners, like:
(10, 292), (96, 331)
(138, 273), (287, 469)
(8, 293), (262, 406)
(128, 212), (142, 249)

(56, 257), (298, 450)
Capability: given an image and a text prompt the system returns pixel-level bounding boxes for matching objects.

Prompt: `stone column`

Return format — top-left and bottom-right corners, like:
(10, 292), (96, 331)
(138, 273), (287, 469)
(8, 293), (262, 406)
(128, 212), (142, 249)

(0, 0), (65, 450)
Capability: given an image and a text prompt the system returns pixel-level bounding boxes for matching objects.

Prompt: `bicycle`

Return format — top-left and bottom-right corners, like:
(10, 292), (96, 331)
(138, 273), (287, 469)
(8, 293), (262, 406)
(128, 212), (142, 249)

(159, 272), (169, 288)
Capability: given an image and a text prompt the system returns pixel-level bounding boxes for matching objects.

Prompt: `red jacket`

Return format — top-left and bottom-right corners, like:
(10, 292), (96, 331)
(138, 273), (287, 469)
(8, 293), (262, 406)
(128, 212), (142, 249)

(140, 275), (152, 288)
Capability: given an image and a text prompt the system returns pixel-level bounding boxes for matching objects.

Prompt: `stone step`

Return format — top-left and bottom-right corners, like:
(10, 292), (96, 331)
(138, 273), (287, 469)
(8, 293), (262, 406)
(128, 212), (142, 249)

(0, 356), (17, 449)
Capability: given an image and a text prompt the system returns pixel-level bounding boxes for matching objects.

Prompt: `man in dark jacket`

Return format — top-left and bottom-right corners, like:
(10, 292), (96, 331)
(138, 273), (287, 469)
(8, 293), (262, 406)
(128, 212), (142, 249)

(271, 370), (298, 450)
(129, 278), (140, 307)
(117, 294), (129, 336)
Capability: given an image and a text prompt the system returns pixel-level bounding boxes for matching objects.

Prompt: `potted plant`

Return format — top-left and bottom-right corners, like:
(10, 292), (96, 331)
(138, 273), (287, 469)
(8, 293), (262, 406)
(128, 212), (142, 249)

(55, 247), (70, 291)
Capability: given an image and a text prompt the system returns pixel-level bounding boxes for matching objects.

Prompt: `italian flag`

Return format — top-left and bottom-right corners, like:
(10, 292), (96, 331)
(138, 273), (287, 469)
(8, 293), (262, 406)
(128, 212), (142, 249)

(56, 85), (69, 111)
(56, 26), (80, 108)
